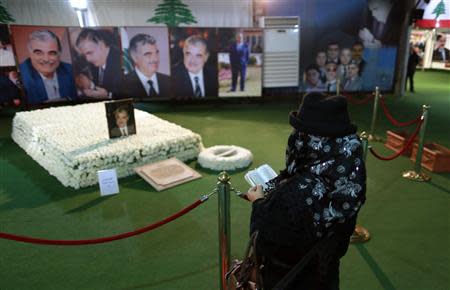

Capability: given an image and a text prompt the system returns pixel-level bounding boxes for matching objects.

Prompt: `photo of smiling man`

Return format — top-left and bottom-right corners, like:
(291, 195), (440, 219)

(170, 28), (218, 99)
(121, 27), (171, 99)
(11, 26), (77, 105)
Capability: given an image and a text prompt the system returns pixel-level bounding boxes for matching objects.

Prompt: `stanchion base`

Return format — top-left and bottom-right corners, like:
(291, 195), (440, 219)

(367, 134), (383, 142)
(350, 224), (371, 244)
(402, 170), (431, 182)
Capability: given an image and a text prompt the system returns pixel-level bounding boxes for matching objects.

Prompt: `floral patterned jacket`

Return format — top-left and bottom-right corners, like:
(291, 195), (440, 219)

(250, 130), (366, 262)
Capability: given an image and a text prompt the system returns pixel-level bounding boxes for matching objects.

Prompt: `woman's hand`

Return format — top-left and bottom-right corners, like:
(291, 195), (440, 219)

(245, 185), (264, 202)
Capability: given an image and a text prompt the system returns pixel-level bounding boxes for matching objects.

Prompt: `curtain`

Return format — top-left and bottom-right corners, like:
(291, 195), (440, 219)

(4, 0), (253, 27)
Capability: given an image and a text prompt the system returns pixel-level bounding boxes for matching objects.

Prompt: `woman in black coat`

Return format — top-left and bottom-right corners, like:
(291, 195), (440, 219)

(245, 93), (366, 290)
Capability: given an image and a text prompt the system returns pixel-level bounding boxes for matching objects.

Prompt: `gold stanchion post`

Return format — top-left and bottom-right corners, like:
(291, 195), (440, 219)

(368, 87), (383, 142)
(350, 132), (371, 243)
(217, 171), (231, 290)
(402, 105), (432, 182)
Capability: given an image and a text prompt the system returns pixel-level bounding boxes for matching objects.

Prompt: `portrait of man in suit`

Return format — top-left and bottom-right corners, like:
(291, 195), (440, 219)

(351, 41), (367, 74)
(75, 28), (122, 98)
(343, 60), (363, 92)
(229, 32), (249, 92)
(124, 33), (170, 99)
(326, 42), (340, 65)
(171, 34), (218, 98)
(359, 0), (404, 48)
(19, 29), (77, 105)
(433, 34), (450, 63)
(106, 100), (136, 139)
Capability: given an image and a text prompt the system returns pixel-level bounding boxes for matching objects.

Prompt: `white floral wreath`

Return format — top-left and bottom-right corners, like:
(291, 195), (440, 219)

(198, 145), (253, 171)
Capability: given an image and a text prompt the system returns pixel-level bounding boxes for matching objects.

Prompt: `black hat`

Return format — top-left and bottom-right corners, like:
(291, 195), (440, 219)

(289, 92), (357, 137)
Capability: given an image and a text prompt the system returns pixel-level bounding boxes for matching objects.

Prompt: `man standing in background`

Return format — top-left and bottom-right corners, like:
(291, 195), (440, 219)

(229, 32), (249, 92)
(406, 45), (419, 93)
(20, 30), (77, 105)
(123, 33), (170, 99)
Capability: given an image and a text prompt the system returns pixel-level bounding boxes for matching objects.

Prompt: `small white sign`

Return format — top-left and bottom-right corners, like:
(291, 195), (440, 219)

(97, 169), (119, 196)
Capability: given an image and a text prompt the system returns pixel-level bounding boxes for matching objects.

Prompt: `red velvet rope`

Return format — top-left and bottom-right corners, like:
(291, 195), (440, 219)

(0, 199), (204, 246)
(380, 97), (422, 127)
(344, 93), (374, 105)
(369, 119), (423, 161)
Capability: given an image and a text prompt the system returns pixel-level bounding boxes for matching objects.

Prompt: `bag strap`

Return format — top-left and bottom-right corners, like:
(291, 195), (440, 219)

(271, 232), (334, 290)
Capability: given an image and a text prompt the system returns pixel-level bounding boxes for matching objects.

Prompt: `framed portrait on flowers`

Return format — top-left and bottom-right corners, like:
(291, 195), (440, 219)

(105, 98), (136, 139)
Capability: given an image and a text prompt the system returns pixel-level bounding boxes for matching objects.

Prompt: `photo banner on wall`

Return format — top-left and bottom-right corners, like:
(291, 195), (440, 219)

(431, 29), (450, 70)
(256, 0), (404, 93)
(120, 27), (172, 99)
(217, 28), (263, 98)
(68, 27), (123, 100)
(0, 24), (22, 107)
(10, 25), (77, 105)
(169, 27), (218, 99)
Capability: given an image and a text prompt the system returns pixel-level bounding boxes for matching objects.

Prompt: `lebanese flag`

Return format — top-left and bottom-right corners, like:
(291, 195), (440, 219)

(415, 0), (450, 28)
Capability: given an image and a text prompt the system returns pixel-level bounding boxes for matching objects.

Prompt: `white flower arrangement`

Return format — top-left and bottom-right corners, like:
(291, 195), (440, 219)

(198, 145), (253, 171)
(11, 102), (203, 189)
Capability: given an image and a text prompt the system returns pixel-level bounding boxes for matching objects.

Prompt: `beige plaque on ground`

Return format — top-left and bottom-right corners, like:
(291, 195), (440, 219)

(134, 158), (201, 191)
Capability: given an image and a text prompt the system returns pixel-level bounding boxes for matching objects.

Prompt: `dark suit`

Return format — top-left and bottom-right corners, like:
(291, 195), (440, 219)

(19, 58), (77, 105)
(88, 46), (122, 97)
(364, 0), (403, 47)
(358, 58), (366, 74)
(110, 124), (136, 138)
(171, 64), (218, 98)
(0, 75), (20, 103)
(123, 70), (171, 99)
(432, 48), (450, 62)
(406, 51), (419, 92)
(229, 42), (249, 91)
(343, 76), (363, 92)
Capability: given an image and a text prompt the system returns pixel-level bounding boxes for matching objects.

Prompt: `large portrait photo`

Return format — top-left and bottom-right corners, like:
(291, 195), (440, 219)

(120, 27), (171, 100)
(432, 31), (450, 68)
(10, 25), (77, 105)
(258, 0), (404, 93)
(169, 27), (218, 99)
(69, 27), (123, 100)
(217, 28), (263, 97)
(303, 0), (400, 93)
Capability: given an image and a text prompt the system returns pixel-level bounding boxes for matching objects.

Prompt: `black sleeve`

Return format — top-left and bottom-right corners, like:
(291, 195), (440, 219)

(250, 177), (317, 248)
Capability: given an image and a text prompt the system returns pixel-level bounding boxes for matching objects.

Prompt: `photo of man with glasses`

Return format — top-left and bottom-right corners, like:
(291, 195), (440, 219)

(324, 61), (338, 92)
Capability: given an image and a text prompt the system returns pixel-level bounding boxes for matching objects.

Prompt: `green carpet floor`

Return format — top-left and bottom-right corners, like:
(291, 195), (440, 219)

(0, 70), (449, 290)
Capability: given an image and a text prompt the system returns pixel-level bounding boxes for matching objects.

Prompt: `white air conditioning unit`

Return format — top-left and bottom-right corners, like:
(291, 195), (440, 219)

(261, 16), (300, 88)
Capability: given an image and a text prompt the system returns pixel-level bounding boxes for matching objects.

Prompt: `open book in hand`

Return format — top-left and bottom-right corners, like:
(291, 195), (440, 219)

(244, 164), (278, 191)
